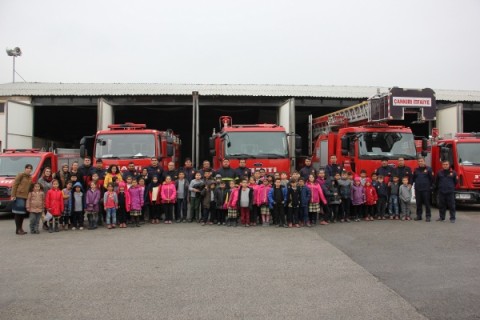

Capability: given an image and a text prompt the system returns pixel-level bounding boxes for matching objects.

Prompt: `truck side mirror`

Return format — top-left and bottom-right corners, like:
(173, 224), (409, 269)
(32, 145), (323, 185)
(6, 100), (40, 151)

(295, 135), (302, 156)
(166, 136), (174, 144)
(421, 151), (428, 157)
(166, 145), (174, 157)
(440, 147), (450, 162)
(341, 136), (349, 155)
(210, 149), (216, 157)
(209, 137), (215, 151)
(422, 138), (428, 151)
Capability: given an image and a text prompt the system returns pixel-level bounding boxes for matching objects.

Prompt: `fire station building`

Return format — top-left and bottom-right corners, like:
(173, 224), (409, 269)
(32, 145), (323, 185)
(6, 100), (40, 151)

(0, 83), (479, 164)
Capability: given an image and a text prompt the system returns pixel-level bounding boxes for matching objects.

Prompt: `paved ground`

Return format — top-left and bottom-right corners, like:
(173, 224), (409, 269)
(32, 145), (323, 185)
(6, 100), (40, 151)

(0, 206), (478, 320)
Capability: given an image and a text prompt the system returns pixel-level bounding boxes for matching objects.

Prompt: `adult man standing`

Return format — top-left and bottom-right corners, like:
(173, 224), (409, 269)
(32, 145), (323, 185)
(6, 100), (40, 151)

(325, 155), (342, 179)
(147, 157), (164, 183)
(299, 158), (317, 181)
(217, 158), (236, 187)
(78, 156), (95, 189)
(394, 157), (413, 185)
(375, 157), (393, 183)
(199, 160), (215, 176)
(412, 157), (434, 222)
(179, 158), (196, 182)
(235, 159), (251, 181)
(435, 160), (457, 223)
(162, 161), (178, 181)
(122, 162), (138, 181)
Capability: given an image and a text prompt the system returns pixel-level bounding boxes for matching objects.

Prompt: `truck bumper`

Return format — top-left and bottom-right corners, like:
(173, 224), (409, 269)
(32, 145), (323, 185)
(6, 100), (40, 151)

(0, 199), (13, 212)
(454, 191), (480, 204)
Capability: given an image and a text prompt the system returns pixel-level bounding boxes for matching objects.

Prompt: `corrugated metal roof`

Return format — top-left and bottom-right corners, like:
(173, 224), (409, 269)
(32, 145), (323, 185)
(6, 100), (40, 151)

(0, 82), (479, 102)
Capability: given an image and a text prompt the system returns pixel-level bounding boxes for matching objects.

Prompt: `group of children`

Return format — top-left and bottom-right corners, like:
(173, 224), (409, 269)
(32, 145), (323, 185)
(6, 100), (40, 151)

(24, 165), (414, 233)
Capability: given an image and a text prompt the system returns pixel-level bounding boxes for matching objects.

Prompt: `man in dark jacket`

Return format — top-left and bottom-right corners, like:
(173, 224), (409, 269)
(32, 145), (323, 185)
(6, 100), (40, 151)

(435, 160), (457, 222)
(375, 157), (393, 183)
(179, 158), (196, 182)
(122, 162), (138, 181)
(217, 159), (236, 187)
(147, 157), (164, 183)
(162, 161), (178, 181)
(235, 159), (251, 181)
(325, 155), (343, 179)
(394, 157), (413, 185)
(412, 157), (434, 222)
(78, 156), (95, 189)
(299, 158), (317, 181)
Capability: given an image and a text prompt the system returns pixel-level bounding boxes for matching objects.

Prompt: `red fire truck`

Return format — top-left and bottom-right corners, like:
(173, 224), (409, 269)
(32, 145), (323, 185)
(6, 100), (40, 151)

(80, 123), (181, 171)
(0, 148), (80, 212)
(209, 116), (301, 174)
(309, 88), (434, 177)
(428, 102), (480, 204)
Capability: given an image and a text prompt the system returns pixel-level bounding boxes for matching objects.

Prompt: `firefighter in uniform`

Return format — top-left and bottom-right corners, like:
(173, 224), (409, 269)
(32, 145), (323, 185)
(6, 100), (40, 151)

(434, 160), (457, 223)
(412, 157), (434, 222)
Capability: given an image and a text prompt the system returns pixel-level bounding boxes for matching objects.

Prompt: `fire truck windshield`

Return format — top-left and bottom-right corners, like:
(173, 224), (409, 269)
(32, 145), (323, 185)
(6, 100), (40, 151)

(95, 134), (156, 159)
(0, 157), (41, 176)
(225, 132), (288, 158)
(457, 143), (480, 166)
(358, 132), (416, 160)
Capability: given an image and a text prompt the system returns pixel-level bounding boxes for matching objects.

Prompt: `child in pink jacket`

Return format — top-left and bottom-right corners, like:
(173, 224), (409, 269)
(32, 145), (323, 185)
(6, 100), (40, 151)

(227, 180), (239, 227)
(161, 176), (177, 224)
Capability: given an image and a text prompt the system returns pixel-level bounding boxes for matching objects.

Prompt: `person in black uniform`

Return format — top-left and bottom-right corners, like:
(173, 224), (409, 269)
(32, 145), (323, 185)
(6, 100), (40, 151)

(299, 158), (317, 181)
(435, 160), (457, 223)
(412, 157), (434, 222)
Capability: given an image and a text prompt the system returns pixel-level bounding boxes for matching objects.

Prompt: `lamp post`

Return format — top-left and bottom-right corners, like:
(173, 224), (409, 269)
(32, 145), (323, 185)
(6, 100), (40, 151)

(6, 47), (22, 83)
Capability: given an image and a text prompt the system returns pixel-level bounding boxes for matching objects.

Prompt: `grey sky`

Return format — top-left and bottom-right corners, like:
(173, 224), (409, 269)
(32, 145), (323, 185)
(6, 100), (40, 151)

(1, 0), (479, 90)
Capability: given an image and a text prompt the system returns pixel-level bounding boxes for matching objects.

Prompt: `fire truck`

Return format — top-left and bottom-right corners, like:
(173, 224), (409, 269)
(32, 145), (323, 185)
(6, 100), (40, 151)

(309, 87), (434, 177)
(80, 123), (181, 171)
(429, 103), (480, 204)
(209, 116), (301, 174)
(0, 148), (80, 212)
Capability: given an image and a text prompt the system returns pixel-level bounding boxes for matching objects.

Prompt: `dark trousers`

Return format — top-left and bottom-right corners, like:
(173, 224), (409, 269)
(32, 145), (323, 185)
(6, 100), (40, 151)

(117, 207), (127, 224)
(175, 198), (187, 220)
(72, 211), (84, 228)
(352, 204), (364, 219)
(150, 204), (161, 220)
(301, 206), (309, 223)
(287, 207), (299, 224)
(438, 192), (456, 220)
(329, 204), (339, 221)
(376, 197), (388, 218)
(190, 197), (201, 221)
(217, 209), (226, 223)
(365, 204), (375, 217)
(14, 214), (26, 233)
(163, 203), (175, 221)
(321, 203), (331, 222)
(251, 205), (259, 224)
(340, 198), (350, 220)
(274, 203), (285, 226)
(415, 190), (431, 219)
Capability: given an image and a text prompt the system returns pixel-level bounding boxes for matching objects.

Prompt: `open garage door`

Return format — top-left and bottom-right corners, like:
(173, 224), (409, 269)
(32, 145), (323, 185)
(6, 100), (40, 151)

(98, 98), (114, 131)
(4, 100), (33, 149)
(437, 103), (463, 136)
(279, 98), (296, 170)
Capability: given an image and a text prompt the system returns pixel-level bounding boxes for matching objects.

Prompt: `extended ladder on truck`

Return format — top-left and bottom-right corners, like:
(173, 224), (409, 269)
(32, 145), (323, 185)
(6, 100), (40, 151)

(312, 87), (437, 138)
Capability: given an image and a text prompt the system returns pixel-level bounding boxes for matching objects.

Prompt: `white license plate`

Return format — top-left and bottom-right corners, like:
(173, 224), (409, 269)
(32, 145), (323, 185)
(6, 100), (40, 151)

(456, 194), (471, 199)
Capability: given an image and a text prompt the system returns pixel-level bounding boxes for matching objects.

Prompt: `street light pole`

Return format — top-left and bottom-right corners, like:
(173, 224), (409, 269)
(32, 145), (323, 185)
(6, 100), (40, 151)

(5, 47), (22, 83)
(13, 56), (15, 83)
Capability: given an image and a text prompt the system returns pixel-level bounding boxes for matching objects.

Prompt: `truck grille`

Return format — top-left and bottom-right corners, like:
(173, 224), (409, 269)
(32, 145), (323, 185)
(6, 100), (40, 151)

(473, 182), (480, 188)
(0, 187), (9, 198)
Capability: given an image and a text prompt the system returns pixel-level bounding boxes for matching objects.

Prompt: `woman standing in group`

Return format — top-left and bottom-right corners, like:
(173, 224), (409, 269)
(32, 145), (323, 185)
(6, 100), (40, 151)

(11, 164), (33, 235)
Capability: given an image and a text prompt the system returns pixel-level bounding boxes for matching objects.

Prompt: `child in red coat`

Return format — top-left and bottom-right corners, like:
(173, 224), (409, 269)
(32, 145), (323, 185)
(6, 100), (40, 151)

(364, 178), (378, 221)
(45, 179), (64, 233)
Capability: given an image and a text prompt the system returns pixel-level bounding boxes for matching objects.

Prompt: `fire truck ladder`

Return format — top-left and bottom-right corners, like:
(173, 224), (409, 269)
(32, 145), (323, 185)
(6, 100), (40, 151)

(312, 101), (371, 137)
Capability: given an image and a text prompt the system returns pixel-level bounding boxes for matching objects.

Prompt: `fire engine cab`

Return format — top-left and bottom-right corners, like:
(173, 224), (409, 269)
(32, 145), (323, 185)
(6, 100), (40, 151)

(209, 116), (301, 174)
(309, 87), (434, 177)
(80, 123), (181, 172)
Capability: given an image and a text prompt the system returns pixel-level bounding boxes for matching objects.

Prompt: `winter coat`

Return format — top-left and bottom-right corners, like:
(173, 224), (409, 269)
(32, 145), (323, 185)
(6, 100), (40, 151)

(214, 187), (228, 209)
(26, 191), (45, 213)
(299, 185), (311, 207)
(351, 184), (365, 206)
(161, 182), (177, 204)
(255, 184), (271, 206)
(227, 187), (239, 209)
(11, 172), (32, 199)
(412, 166), (434, 192)
(175, 179), (189, 200)
(435, 169), (457, 194)
(338, 178), (352, 199)
(306, 182), (327, 205)
(62, 188), (72, 214)
(146, 182), (162, 205)
(388, 182), (400, 197)
(103, 191), (118, 209)
(128, 186), (144, 211)
(299, 165), (317, 181)
(38, 176), (53, 195)
(322, 180), (342, 205)
(287, 186), (301, 208)
(268, 186), (287, 209)
(45, 188), (64, 216)
(394, 166), (413, 184)
(85, 188), (101, 212)
(375, 182), (389, 199)
(236, 187), (253, 210)
(117, 191), (131, 212)
(364, 185), (378, 206)
(147, 165), (164, 183)
(103, 173), (123, 189)
(399, 184), (412, 202)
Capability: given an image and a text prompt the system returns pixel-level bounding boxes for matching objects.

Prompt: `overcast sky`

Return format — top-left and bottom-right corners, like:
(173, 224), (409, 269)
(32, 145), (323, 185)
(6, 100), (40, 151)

(1, 0), (479, 90)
